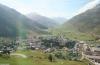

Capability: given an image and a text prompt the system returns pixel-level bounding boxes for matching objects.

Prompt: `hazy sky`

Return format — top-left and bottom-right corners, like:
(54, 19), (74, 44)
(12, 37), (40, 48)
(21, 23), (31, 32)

(0, 0), (99, 18)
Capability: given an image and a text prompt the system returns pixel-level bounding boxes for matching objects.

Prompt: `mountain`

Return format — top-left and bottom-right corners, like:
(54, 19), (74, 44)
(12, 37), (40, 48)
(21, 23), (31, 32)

(0, 4), (47, 38)
(27, 13), (58, 28)
(73, 0), (100, 16)
(53, 17), (66, 24)
(64, 4), (100, 35)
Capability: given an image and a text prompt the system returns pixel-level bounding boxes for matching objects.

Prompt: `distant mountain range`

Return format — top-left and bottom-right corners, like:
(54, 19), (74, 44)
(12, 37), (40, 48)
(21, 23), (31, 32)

(1, 1), (100, 39)
(53, 17), (66, 24)
(64, 4), (100, 35)
(0, 4), (47, 38)
(27, 13), (58, 28)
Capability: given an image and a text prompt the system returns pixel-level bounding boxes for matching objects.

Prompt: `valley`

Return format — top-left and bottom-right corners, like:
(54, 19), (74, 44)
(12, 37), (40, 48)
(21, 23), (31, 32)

(0, 0), (100, 65)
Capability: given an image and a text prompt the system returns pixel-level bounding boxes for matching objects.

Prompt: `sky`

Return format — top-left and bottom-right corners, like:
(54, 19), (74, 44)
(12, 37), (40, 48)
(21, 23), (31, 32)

(0, 0), (99, 19)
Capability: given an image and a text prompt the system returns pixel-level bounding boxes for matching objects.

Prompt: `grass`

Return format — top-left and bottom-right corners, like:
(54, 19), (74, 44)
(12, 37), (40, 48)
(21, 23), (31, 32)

(49, 27), (95, 41)
(0, 50), (94, 65)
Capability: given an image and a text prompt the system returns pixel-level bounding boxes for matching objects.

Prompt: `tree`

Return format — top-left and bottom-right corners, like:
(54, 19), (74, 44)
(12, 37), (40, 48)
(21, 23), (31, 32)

(48, 53), (56, 62)
(65, 40), (76, 49)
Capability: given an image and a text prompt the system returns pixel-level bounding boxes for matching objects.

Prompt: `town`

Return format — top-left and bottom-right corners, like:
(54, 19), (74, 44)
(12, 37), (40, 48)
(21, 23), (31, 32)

(0, 35), (100, 65)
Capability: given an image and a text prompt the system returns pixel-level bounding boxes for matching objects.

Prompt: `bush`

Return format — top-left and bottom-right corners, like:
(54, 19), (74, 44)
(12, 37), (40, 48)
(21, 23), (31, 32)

(48, 50), (80, 61)
(54, 51), (67, 60)
(66, 51), (80, 61)
(48, 53), (56, 62)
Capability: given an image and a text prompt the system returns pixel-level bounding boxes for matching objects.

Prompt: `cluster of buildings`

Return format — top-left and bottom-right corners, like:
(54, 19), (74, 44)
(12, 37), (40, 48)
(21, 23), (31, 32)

(16, 35), (100, 65)
(25, 35), (68, 49)
(75, 41), (100, 65)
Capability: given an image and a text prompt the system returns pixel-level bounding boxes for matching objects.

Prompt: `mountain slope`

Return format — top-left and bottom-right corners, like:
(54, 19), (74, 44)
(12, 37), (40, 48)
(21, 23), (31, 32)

(27, 13), (58, 28)
(53, 17), (66, 24)
(0, 4), (47, 38)
(64, 4), (100, 35)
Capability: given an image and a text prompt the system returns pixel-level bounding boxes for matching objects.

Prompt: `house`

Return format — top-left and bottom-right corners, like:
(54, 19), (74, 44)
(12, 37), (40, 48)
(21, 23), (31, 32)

(26, 36), (42, 50)
(85, 45), (100, 65)
(74, 41), (85, 52)
(91, 46), (100, 56)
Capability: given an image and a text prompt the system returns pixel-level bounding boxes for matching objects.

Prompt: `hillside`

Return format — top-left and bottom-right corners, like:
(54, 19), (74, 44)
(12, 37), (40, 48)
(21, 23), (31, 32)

(64, 4), (100, 35)
(27, 13), (58, 28)
(53, 17), (66, 24)
(0, 4), (47, 38)
(50, 4), (100, 41)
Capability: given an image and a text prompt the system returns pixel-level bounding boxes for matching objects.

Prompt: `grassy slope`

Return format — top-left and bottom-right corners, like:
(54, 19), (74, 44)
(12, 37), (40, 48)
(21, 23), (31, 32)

(0, 50), (94, 65)
(64, 4), (100, 35)
(49, 26), (95, 41)
(0, 4), (48, 38)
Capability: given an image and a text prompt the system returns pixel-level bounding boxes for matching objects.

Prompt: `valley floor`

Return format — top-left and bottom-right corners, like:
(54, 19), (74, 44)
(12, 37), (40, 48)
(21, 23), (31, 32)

(0, 50), (94, 65)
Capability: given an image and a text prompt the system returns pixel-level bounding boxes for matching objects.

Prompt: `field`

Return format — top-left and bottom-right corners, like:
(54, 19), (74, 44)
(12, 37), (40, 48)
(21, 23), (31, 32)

(0, 50), (94, 65)
(49, 27), (96, 41)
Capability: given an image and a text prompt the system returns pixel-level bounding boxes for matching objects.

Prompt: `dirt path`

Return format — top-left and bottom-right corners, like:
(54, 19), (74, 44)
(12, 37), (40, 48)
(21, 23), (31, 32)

(11, 53), (27, 58)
